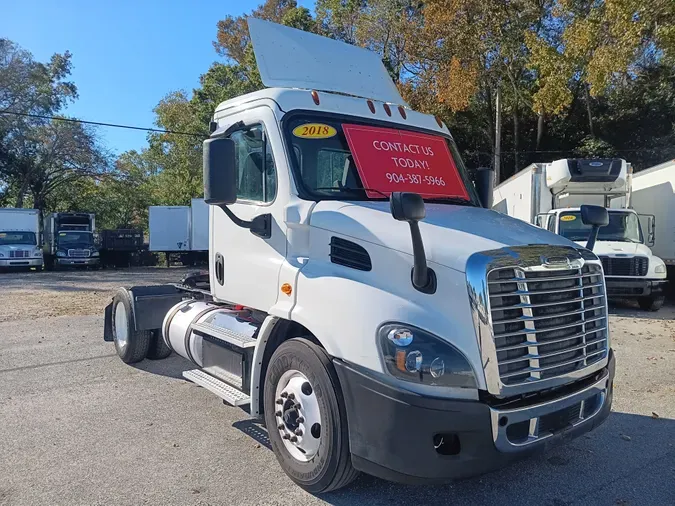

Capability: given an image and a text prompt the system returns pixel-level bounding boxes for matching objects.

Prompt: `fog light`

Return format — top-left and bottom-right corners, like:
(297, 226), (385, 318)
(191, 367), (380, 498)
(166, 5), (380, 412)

(405, 350), (423, 372)
(387, 328), (413, 347)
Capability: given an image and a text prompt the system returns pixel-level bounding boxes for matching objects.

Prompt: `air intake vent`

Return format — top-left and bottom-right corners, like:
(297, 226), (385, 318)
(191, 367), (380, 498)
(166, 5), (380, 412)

(330, 237), (372, 271)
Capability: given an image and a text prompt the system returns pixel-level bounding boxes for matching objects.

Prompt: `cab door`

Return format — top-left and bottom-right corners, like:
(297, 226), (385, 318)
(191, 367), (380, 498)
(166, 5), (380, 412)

(209, 106), (290, 311)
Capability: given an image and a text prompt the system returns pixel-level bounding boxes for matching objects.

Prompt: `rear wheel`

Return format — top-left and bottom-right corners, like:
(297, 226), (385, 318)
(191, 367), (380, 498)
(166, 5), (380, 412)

(146, 330), (172, 360)
(263, 338), (358, 493)
(638, 295), (664, 311)
(111, 288), (151, 363)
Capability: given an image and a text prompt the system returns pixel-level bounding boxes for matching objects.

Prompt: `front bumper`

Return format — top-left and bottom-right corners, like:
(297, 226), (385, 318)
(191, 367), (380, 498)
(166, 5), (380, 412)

(604, 277), (667, 297)
(0, 258), (43, 268)
(56, 257), (100, 266)
(334, 350), (615, 484)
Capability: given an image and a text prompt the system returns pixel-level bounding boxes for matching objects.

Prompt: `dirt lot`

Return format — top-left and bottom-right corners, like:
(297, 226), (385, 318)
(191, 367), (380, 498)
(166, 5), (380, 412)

(0, 268), (674, 506)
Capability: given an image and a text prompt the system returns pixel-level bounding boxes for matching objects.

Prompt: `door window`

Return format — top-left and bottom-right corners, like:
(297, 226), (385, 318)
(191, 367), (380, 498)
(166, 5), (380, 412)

(230, 125), (277, 203)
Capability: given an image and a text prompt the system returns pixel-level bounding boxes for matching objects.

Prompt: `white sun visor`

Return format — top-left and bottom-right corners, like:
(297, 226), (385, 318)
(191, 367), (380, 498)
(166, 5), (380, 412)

(248, 17), (407, 105)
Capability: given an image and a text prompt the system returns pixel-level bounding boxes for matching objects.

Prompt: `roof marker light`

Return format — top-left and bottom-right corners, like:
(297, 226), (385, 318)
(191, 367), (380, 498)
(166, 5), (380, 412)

(435, 115), (444, 128)
(367, 100), (376, 114)
(383, 103), (392, 116)
(398, 106), (407, 119)
(311, 90), (320, 105)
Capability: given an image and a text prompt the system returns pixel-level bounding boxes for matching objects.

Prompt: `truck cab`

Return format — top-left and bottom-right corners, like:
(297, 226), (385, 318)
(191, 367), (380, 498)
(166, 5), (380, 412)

(533, 158), (668, 311)
(43, 212), (100, 269)
(105, 19), (615, 493)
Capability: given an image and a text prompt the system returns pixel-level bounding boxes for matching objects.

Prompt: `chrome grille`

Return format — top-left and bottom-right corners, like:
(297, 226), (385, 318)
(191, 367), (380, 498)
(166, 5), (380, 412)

(9, 250), (29, 258)
(487, 263), (608, 387)
(68, 249), (91, 258)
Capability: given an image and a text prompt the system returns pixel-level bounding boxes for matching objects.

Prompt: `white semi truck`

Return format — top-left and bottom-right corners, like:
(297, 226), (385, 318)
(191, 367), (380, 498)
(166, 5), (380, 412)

(0, 208), (43, 270)
(104, 19), (615, 492)
(494, 159), (668, 311)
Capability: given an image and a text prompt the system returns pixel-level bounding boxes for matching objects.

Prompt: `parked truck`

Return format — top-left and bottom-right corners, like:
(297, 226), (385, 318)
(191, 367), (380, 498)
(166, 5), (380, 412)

(611, 158), (675, 282)
(104, 19), (615, 493)
(0, 208), (43, 270)
(43, 212), (100, 269)
(493, 158), (668, 311)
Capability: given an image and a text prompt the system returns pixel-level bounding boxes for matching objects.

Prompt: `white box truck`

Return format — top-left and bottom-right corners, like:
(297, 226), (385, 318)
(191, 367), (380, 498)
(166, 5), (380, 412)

(103, 19), (615, 493)
(612, 159), (675, 274)
(0, 208), (43, 270)
(494, 159), (668, 310)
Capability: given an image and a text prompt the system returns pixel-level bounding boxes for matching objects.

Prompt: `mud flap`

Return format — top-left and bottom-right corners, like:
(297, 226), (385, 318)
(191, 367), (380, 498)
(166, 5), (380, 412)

(103, 302), (114, 342)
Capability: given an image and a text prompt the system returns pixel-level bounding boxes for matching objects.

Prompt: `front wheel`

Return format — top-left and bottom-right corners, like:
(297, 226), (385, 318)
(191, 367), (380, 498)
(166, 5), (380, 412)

(638, 295), (665, 311)
(263, 338), (359, 493)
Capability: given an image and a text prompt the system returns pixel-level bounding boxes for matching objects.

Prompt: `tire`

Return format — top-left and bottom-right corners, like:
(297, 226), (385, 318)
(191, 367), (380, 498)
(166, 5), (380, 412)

(146, 330), (172, 360)
(111, 288), (151, 363)
(263, 338), (359, 493)
(638, 295), (664, 312)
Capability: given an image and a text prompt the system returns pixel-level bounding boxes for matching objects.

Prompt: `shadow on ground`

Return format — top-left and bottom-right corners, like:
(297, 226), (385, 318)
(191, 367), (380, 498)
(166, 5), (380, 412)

(234, 411), (674, 506)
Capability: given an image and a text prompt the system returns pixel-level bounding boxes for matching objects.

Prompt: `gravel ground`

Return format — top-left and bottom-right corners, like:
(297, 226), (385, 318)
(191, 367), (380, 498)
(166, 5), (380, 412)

(0, 268), (673, 506)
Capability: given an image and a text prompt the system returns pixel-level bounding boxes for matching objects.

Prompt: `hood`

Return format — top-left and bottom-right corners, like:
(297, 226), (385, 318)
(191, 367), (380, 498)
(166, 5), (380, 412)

(0, 244), (37, 252)
(310, 201), (577, 272)
(573, 240), (651, 257)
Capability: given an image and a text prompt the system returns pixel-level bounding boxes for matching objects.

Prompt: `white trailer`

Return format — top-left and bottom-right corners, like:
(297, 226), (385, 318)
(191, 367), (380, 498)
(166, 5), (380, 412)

(494, 159), (668, 310)
(103, 19), (616, 493)
(0, 208), (43, 270)
(148, 206), (190, 252)
(612, 159), (675, 268)
(149, 199), (209, 253)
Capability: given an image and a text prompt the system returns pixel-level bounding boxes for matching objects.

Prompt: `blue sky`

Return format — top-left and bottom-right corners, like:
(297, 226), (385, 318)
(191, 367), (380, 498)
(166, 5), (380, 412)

(3, 0), (315, 154)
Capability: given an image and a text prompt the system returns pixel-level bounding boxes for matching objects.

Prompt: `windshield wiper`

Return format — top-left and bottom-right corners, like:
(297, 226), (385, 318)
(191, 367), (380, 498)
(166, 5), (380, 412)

(425, 196), (475, 206)
(314, 186), (389, 198)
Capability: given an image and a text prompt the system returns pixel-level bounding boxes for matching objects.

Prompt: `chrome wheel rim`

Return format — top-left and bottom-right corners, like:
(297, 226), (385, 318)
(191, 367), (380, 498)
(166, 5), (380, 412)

(114, 301), (129, 353)
(274, 370), (321, 462)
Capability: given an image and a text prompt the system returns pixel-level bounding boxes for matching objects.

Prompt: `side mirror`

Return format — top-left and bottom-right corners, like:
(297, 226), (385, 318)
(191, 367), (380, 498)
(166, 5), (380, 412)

(390, 191), (425, 222)
(390, 192), (435, 293)
(475, 167), (494, 209)
(203, 137), (237, 206)
(580, 204), (609, 251)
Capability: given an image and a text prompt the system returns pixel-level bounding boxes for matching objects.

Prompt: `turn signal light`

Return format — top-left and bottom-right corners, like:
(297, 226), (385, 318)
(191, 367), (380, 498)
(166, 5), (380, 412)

(281, 283), (293, 295)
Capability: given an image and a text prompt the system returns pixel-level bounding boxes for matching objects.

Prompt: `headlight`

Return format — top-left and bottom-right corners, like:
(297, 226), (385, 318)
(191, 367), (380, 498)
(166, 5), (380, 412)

(34, 249), (43, 257)
(378, 323), (477, 388)
(56, 251), (66, 257)
(0, 252), (4, 257)
(655, 264), (666, 274)
(91, 251), (100, 257)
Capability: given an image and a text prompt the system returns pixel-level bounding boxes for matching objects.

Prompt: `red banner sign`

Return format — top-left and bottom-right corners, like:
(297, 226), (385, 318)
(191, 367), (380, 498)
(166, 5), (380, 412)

(342, 124), (469, 199)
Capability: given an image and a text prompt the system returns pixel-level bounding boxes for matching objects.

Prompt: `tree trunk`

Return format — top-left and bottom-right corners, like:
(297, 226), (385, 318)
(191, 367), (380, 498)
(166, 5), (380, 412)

(512, 105), (520, 173)
(14, 177), (30, 208)
(584, 83), (595, 137)
(493, 87), (502, 185)
(536, 110), (545, 151)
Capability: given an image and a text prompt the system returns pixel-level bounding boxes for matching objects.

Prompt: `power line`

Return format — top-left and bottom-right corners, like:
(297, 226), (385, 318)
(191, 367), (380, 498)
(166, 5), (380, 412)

(0, 110), (206, 137)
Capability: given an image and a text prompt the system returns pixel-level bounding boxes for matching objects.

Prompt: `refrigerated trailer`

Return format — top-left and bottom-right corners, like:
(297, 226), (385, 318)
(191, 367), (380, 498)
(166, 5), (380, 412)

(493, 159), (668, 310)
(0, 208), (42, 270)
(612, 159), (675, 272)
(103, 19), (615, 493)
(149, 199), (209, 264)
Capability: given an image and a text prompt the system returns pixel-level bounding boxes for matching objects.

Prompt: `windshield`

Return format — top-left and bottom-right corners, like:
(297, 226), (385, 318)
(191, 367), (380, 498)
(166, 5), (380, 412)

(0, 231), (37, 246)
(57, 231), (94, 246)
(558, 211), (643, 243)
(283, 113), (480, 205)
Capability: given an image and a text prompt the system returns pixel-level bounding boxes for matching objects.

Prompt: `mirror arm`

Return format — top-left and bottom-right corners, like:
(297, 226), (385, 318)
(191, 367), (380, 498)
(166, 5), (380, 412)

(408, 221), (429, 289)
(218, 205), (271, 239)
(586, 225), (600, 251)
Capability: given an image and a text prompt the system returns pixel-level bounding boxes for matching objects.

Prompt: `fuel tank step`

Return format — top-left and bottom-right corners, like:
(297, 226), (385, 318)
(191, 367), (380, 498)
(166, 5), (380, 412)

(183, 369), (251, 406)
(190, 321), (257, 349)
